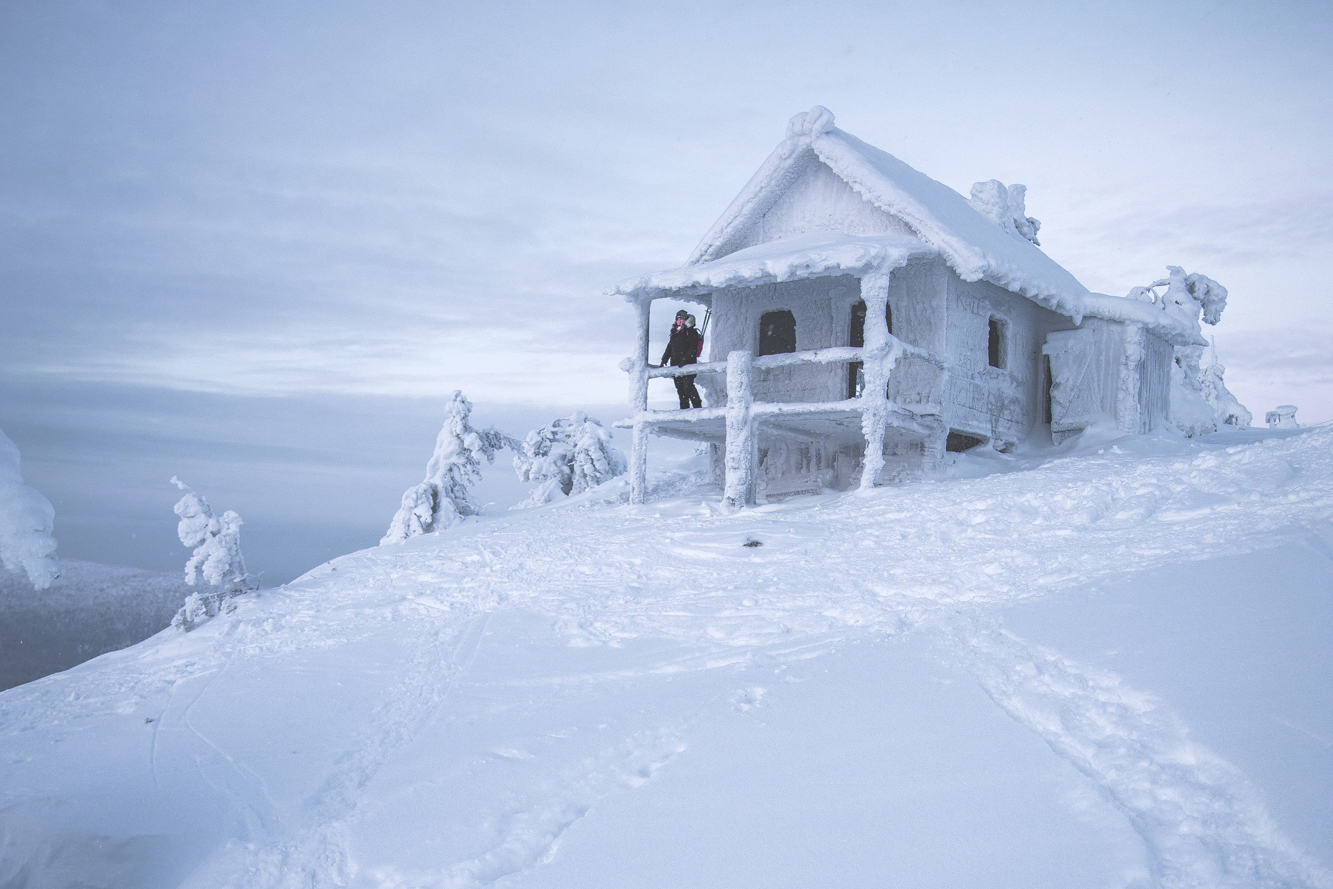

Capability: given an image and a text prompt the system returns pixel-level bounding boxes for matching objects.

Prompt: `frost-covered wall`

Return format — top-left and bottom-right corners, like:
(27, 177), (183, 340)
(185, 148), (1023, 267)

(707, 275), (857, 405)
(728, 158), (916, 254)
(703, 260), (948, 416)
(943, 276), (1067, 444)
(887, 260), (947, 414)
(1141, 331), (1173, 432)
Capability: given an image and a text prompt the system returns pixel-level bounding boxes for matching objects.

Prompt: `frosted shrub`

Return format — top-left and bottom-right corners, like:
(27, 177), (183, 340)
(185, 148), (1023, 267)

(513, 412), (627, 508)
(170, 477), (254, 630)
(382, 391), (517, 544)
(0, 428), (60, 590)
(1199, 354), (1252, 428)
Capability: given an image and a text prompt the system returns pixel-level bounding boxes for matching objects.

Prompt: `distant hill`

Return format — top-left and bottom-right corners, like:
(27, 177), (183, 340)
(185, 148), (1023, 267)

(0, 559), (192, 691)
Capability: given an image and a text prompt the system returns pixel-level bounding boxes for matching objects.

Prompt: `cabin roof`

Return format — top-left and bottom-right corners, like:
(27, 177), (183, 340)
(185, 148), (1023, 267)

(687, 107), (1093, 318)
(686, 106), (1090, 318)
(609, 107), (1203, 347)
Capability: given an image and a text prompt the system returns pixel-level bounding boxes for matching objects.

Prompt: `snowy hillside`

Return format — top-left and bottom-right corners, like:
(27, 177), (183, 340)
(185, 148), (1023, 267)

(0, 560), (193, 692)
(1, 427), (1331, 889)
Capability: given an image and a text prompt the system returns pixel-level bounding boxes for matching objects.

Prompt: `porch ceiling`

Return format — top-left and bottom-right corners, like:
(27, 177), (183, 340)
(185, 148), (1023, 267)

(609, 231), (938, 303)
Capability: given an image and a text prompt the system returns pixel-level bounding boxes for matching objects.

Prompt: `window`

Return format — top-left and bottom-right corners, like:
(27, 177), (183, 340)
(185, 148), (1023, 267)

(848, 301), (893, 397)
(988, 316), (1007, 369)
(758, 310), (797, 356)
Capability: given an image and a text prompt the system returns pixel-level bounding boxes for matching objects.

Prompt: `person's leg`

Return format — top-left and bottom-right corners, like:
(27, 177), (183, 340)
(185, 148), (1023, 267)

(673, 375), (690, 409)
(683, 375), (702, 408)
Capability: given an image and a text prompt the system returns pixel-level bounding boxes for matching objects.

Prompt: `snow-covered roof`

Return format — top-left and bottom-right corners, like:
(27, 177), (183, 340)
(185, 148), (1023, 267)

(1081, 294), (1207, 348)
(611, 107), (1207, 345)
(609, 231), (938, 301)
(687, 106), (1089, 318)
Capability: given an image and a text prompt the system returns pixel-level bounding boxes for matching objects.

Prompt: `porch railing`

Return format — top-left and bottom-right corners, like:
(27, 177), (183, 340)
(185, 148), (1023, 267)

(622, 339), (944, 508)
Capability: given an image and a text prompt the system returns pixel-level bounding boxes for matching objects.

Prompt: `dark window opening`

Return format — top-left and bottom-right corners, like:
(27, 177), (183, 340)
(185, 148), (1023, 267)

(847, 300), (893, 398)
(946, 431), (987, 452)
(988, 317), (1007, 369)
(758, 310), (797, 357)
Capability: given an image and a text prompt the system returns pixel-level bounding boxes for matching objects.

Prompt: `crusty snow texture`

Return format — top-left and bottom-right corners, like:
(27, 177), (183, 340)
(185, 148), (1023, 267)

(513, 413), (627, 508)
(0, 427), (59, 590)
(382, 391), (515, 543)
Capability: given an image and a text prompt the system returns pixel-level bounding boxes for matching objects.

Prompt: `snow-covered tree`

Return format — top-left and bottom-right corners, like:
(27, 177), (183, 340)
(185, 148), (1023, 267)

(512, 412), (627, 508)
(170, 477), (254, 630)
(0, 428), (60, 590)
(382, 391), (517, 544)
(1129, 267), (1248, 436)
(1199, 342), (1252, 429)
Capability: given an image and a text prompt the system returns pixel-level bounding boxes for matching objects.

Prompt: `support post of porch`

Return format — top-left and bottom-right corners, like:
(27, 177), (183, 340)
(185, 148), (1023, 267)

(723, 349), (756, 510)
(630, 419), (648, 505)
(629, 298), (651, 505)
(859, 271), (892, 490)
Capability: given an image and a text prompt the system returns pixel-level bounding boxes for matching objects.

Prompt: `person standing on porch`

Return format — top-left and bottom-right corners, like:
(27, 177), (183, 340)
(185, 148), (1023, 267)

(661, 310), (703, 409)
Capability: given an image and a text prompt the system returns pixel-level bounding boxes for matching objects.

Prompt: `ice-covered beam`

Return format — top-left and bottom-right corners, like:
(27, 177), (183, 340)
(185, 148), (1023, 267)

(631, 298), (651, 413)
(859, 270), (894, 490)
(723, 350), (756, 510)
(648, 360), (729, 379)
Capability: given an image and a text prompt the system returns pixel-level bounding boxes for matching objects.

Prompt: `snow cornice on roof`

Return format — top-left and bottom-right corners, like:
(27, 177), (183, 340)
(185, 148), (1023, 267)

(610, 232), (938, 302)
(688, 107), (1091, 319)
(1081, 294), (1208, 348)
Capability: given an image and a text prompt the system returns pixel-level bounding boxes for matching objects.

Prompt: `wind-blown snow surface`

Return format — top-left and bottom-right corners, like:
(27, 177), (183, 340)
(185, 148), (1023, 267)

(2, 427), (1332, 888)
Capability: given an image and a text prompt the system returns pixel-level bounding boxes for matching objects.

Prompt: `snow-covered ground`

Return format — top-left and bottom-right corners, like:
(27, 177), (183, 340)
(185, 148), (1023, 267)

(1, 426), (1331, 889)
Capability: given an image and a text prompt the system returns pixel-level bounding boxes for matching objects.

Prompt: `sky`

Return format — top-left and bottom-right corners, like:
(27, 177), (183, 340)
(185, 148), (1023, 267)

(2, 0), (1331, 582)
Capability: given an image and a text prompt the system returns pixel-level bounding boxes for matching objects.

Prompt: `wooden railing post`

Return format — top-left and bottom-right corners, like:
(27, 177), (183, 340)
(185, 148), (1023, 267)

(723, 350), (756, 510)
(629, 298), (651, 504)
(632, 298), (650, 413)
(859, 271), (892, 490)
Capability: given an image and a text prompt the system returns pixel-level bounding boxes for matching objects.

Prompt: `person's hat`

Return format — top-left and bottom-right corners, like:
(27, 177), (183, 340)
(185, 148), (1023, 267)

(685, 315), (696, 328)
(675, 309), (689, 319)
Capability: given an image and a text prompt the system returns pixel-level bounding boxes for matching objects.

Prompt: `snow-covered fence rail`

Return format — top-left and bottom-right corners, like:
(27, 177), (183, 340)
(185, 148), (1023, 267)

(622, 332), (946, 507)
(642, 343), (944, 381)
(647, 360), (729, 379)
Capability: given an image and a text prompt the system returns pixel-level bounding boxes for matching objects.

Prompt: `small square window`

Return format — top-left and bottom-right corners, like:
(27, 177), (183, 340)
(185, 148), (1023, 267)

(758, 310), (797, 356)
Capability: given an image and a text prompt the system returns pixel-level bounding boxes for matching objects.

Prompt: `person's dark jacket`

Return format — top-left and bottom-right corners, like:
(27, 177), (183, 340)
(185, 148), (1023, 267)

(661, 326), (702, 367)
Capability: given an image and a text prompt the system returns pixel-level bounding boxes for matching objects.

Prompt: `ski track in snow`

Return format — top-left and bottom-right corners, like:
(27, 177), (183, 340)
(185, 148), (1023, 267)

(962, 620), (1332, 889)
(3, 428), (1332, 887)
(183, 613), (498, 889)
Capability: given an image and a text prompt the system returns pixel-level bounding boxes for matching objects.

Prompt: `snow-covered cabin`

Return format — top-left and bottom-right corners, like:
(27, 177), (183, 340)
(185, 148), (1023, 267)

(613, 107), (1203, 507)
